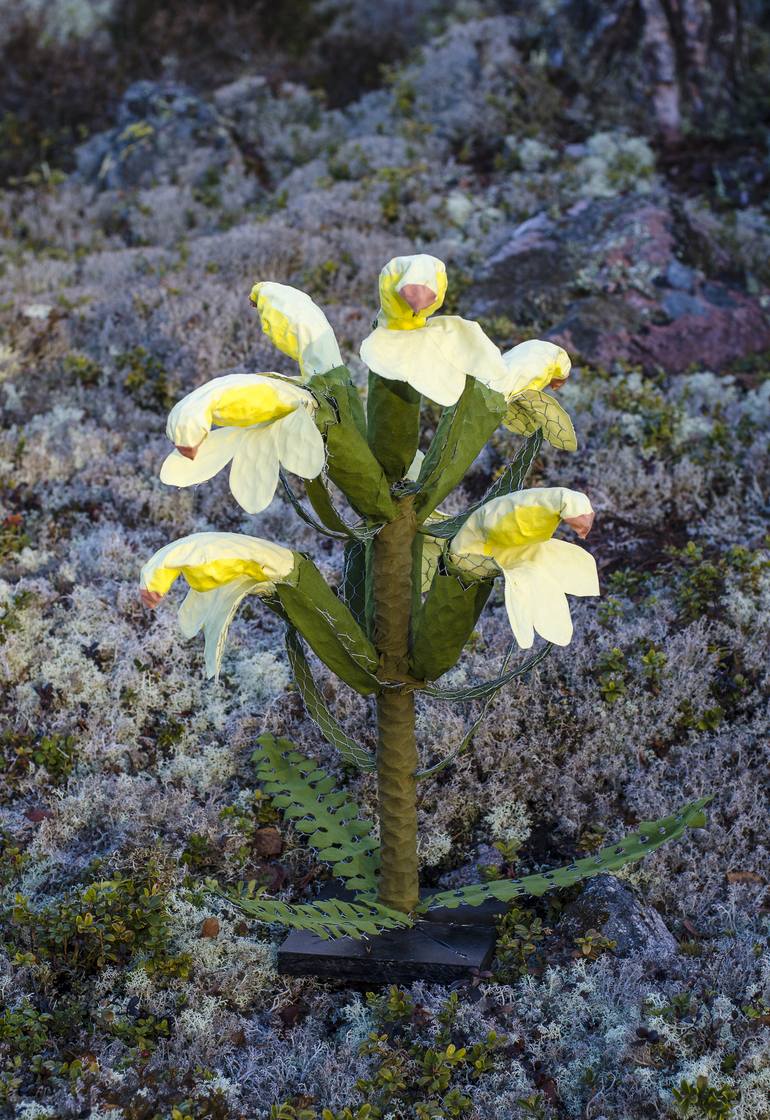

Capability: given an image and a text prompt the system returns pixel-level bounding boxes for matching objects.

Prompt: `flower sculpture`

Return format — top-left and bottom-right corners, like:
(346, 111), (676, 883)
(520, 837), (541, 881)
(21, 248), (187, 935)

(137, 252), (711, 945)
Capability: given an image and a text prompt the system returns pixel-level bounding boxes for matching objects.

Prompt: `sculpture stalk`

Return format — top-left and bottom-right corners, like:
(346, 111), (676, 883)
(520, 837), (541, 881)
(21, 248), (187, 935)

(373, 494), (420, 913)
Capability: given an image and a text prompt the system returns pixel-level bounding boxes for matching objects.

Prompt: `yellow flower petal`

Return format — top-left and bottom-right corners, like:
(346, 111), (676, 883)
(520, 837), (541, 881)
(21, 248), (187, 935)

(501, 339), (571, 396)
(140, 532), (295, 599)
(251, 281), (342, 378)
(378, 254), (448, 330)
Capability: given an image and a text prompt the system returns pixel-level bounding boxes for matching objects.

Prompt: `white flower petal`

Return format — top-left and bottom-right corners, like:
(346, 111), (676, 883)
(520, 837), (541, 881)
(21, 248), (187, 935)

(361, 316), (503, 407)
(251, 282), (343, 378)
(502, 566), (536, 648)
(275, 406), (325, 479)
(503, 562), (574, 647)
(178, 578), (264, 679)
(500, 339), (571, 397)
(160, 427), (243, 487)
(228, 427), (280, 514)
(537, 538), (600, 597)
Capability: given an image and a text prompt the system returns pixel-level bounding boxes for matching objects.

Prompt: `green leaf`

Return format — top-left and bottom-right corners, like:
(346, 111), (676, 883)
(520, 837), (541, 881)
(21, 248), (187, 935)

(309, 366), (397, 522)
(416, 797), (713, 911)
(304, 475), (359, 537)
(280, 472), (349, 540)
(252, 734), (381, 893)
(367, 372), (421, 482)
(424, 431), (543, 539)
(224, 888), (409, 941)
(276, 557), (381, 695)
(414, 380), (507, 521)
(285, 627), (376, 772)
(411, 572), (493, 682)
(424, 642), (552, 700)
(342, 537), (374, 635)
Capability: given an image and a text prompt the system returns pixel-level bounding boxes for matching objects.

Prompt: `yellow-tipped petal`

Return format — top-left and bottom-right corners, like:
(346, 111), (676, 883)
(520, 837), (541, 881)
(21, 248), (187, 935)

(378, 254), (448, 330)
(501, 339), (571, 397)
(251, 281), (343, 378)
(139, 532), (295, 599)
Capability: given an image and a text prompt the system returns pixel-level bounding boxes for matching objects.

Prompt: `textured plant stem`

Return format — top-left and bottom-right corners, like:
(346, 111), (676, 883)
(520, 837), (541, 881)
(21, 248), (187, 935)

(373, 494), (419, 914)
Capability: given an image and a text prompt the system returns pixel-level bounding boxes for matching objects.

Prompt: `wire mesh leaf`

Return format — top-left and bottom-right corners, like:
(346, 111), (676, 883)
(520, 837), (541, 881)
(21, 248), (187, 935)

(424, 641), (552, 701)
(415, 797), (713, 911)
(224, 887), (410, 940)
(276, 557), (381, 695)
(252, 734), (380, 891)
(280, 471), (349, 540)
(285, 627), (376, 772)
(425, 431), (543, 540)
(414, 380), (507, 520)
(505, 392), (577, 452)
(411, 571), (493, 682)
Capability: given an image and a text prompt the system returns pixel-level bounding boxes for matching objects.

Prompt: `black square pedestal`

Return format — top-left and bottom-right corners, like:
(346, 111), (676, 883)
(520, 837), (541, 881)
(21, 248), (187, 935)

(276, 892), (506, 984)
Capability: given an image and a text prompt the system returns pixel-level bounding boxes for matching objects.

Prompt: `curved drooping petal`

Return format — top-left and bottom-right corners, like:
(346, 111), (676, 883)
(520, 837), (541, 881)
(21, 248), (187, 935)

(250, 281), (343, 379)
(178, 577), (262, 678)
(360, 316), (505, 407)
(500, 339), (572, 398)
(504, 390), (577, 452)
(165, 372), (304, 451)
(140, 532), (295, 601)
(502, 563), (574, 648)
(228, 427), (281, 515)
(140, 533), (295, 678)
(451, 488), (594, 566)
(160, 427), (243, 487)
(377, 254), (448, 329)
(274, 404), (326, 479)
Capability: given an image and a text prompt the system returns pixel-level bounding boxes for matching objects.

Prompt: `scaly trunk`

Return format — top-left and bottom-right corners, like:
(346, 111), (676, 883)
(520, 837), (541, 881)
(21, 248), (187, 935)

(373, 494), (419, 914)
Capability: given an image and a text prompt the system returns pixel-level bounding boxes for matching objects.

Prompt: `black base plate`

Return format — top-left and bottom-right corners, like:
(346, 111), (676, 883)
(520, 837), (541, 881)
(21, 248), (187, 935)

(277, 919), (497, 984)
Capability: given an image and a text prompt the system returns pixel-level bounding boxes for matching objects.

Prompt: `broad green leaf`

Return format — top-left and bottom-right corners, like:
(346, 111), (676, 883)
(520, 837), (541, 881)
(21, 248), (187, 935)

(309, 366), (397, 522)
(285, 627), (376, 772)
(277, 557), (381, 695)
(411, 572), (493, 682)
(414, 379), (507, 521)
(416, 797), (713, 911)
(367, 372), (421, 482)
(304, 475), (360, 537)
(342, 537), (374, 635)
(252, 734), (380, 892)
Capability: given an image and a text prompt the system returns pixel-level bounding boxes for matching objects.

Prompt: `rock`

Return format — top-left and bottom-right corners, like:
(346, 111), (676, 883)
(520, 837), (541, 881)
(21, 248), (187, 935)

(75, 80), (242, 191)
(200, 916), (220, 939)
(253, 827), (283, 857)
(470, 191), (770, 371)
(559, 874), (678, 958)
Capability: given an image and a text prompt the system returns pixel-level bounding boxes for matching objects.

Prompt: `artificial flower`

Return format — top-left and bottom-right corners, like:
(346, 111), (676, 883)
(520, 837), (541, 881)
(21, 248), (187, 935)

(140, 531), (295, 678)
(250, 281), (343, 379)
(449, 488), (598, 648)
(360, 253), (507, 407)
(160, 372), (325, 514)
(496, 339), (577, 451)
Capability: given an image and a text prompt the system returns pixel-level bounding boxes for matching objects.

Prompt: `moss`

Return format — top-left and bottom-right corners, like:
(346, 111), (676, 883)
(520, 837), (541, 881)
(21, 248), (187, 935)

(117, 346), (178, 412)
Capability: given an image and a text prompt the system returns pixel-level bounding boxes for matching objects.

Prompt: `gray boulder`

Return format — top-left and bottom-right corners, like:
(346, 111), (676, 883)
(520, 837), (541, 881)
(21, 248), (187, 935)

(559, 873), (678, 958)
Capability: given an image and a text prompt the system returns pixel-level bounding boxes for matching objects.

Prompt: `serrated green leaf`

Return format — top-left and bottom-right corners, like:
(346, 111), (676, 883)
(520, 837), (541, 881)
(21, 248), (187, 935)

(252, 734), (380, 891)
(224, 888), (410, 940)
(416, 797), (713, 911)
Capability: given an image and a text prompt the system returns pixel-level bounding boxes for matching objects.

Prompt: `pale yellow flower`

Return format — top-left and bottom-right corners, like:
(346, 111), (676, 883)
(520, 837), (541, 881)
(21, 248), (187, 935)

(250, 281), (343, 379)
(140, 532), (295, 678)
(450, 488), (598, 647)
(497, 340), (577, 451)
(360, 254), (507, 407)
(160, 373), (324, 514)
